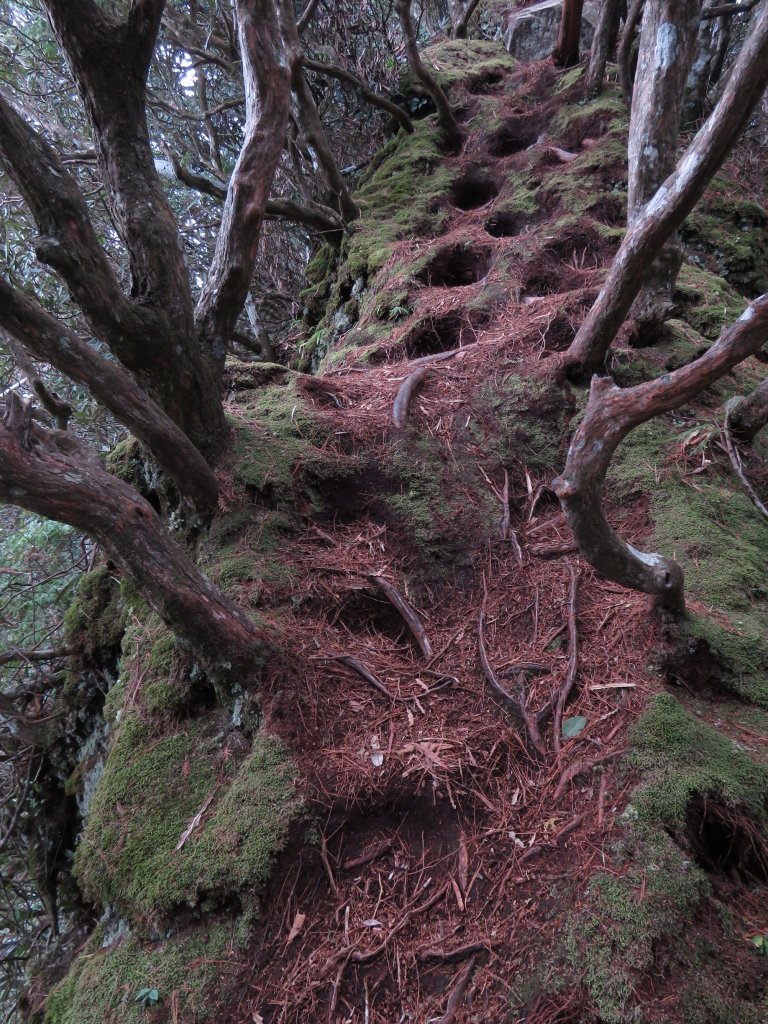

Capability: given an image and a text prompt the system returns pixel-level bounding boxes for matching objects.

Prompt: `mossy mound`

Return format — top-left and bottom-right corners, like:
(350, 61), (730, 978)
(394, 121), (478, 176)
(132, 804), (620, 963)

(75, 711), (297, 925)
(43, 922), (236, 1024)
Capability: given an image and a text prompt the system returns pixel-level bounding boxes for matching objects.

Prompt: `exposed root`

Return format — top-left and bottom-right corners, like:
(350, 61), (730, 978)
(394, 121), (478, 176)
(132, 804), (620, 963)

(369, 574), (433, 658)
(477, 609), (550, 760)
(553, 751), (624, 801)
(392, 366), (431, 428)
(316, 653), (407, 703)
(553, 562), (580, 754)
(435, 955), (477, 1024)
(722, 413), (768, 521)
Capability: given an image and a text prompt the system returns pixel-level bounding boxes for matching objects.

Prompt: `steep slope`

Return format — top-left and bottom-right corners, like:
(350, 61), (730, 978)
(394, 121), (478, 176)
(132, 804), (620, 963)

(30, 42), (768, 1024)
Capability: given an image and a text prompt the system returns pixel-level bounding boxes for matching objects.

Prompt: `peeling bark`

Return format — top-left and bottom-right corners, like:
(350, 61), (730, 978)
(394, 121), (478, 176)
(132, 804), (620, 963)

(626, 0), (702, 336)
(195, 0), (293, 366)
(564, 1), (768, 377)
(556, 294), (768, 611)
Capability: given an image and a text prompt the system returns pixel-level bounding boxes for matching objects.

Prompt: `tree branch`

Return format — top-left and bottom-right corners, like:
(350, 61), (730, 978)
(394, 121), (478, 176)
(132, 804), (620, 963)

(0, 419), (262, 689)
(702, 0), (759, 17)
(0, 87), (160, 365)
(302, 56), (414, 133)
(195, 0), (292, 364)
(297, 0), (322, 34)
(396, 0), (464, 152)
(727, 377), (768, 442)
(0, 279), (218, 513)
(564, 0), (768, 377)
(555, 294), (768, 611)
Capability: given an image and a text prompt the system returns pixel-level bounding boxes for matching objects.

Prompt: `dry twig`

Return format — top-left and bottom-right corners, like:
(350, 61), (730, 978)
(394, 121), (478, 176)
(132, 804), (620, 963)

(369, 574), (433, 659)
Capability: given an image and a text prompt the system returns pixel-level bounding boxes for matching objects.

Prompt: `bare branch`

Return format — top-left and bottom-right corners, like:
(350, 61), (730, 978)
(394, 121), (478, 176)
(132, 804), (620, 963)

(297, 0), (322, 33)
(555, 294), (768, 611)
(302, 56), (414, 133)
(195, 0), (292, 363)
(564, 1), (768, 376)
(395, 0), (464, 152)
(702, 0), (759, 17)
(0, 279), (218, 513)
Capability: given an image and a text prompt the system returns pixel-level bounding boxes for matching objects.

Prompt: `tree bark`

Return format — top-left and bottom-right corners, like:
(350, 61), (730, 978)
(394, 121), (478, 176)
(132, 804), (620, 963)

(619, 0), (646, 105)
(553, 0), (585, 68)
(684, 2), (728, 122)
(0, 415), (264, 689)
(584, 0), (623, 97)
(195, 0), (293, 367)
(563, 0), (768, 377)
(0, 280), (219, 514)
(555, 293), (768, 612)
(42, 0), (227, 452)
(396, 0), (464, 153)
(626, 0), (702, 337)
(727, 377), (768, 442)
(451, 0), (483, 38)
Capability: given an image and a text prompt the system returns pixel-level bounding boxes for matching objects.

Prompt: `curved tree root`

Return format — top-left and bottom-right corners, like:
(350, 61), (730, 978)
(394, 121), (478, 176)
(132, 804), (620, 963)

(554, 293), (768, 612)
(392, 366), (431, 429)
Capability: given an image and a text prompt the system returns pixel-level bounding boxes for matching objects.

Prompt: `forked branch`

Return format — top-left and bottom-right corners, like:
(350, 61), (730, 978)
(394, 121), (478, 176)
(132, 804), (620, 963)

(555, 294), (768, 611)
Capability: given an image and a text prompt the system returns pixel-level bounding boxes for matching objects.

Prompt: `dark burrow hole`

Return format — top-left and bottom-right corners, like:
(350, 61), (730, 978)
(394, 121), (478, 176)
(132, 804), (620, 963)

(333, 590), (410, 647)
(523, 258), (583, 297)
(305, 466), (395, 525)
(589, 193), (626, 227)
(467, 70), (504, 95)
(401, 311), (476, 358)
(484, 208), (541, 238)
(416, 243), (492, 287)
(450, 168), (499, 211)
(684, 796), (768, 882)
(486, 115), (540, 157)
(541, 311), (576, 352)
(557, 109), (614, 150)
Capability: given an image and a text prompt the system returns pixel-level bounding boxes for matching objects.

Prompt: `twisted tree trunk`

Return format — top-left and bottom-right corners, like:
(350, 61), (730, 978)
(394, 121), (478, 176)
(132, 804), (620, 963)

(556, 294), (768, 612)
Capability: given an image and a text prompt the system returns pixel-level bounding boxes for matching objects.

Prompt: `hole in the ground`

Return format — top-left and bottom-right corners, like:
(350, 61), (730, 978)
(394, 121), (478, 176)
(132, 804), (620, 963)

(684, 796), (768, 882)
(523, 257), (583, 297)
(401, 311), (476, 358)
(416, 243), (492, 287)
(450, 168), (499, 211)
(542, 311), (576, 352)
(467, 70), (504, 95)
(333, 590), (410, 647)
(305, 465), (394, 525)
(484, 208), (542, 238)
(486, 115), (541, 157)
(589, 193), (626, 227)
(557, 109), (615, 150)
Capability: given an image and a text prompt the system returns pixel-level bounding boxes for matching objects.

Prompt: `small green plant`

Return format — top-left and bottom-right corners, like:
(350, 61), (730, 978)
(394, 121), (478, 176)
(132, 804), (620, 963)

(134, 987), (160, 1009)
(388, 303), (411, 321)
(751, 934), (768, 956)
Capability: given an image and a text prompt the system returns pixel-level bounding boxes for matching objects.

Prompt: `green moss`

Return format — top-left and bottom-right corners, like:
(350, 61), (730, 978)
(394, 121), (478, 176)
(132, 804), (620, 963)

(474, 373), (570, 471)
(345, 120), (454, 279)
(630, 694), (768, 829)
(44, 923), (232, 1024)
(675, 264), (746, 339)
(681, 188), (768, 297)
(566, 833), (708, 1023)
(75, 719), (297, 924)
(63, 567), (126, 661)
(105, 437), (143, 486)
(413, 39), (514, 91)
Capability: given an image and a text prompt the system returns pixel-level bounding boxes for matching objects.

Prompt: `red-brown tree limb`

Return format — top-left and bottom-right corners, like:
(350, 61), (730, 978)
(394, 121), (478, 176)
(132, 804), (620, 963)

(396, 0), (464, 152)
(0, 416), (263, 689)
(556, 294), (768, 610)
(0, 279), (219, 514)
(369, 574), (433, 659)
(195, 0), (293, 367)
(392, 366), (431, 428)
(564, 1), (768, 377)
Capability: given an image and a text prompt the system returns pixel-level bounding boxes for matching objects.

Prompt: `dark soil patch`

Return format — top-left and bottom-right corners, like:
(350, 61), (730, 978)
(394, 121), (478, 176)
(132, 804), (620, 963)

(416, 242), (492, 287)
(400, 310), (478, 358)
(467, 70), (504, 95)
(684, 796), (768, 882)
(484, 208), (543, 238)
(486, 114), (542, 156)
(450, 167), (499, 210)
(589, 192), (626, 227)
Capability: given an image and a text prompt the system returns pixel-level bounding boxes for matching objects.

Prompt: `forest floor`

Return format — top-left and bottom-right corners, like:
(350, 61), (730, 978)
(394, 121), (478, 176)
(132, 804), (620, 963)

(38, 44), (768, 1024)
(212, 54), (768, 1024)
